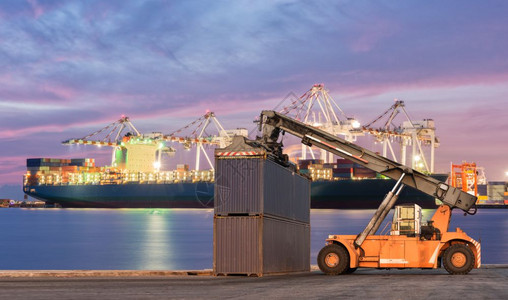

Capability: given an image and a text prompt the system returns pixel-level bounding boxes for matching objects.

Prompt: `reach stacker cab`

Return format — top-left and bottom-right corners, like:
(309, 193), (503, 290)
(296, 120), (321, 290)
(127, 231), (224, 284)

(258, 110), (480, 275)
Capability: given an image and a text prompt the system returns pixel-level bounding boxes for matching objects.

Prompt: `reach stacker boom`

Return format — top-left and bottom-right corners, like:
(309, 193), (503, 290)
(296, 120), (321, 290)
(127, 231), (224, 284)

(258, 110), (480, 275)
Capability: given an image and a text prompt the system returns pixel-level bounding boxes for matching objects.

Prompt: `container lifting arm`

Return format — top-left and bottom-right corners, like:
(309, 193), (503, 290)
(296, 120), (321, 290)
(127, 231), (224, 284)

(259, 110), (477, 213)
(354, 173), (405, 247)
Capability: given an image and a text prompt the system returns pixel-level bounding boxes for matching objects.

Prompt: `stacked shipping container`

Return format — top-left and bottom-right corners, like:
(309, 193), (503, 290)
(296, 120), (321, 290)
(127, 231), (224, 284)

(297, 158), (377, 180)
(27, 158), (95, 173)
(25, 158), (97, 186)
(335, 158), (376, 179)
(486, 181), (508, 206)
(213, 136), (311, 276)
(25, 157), (214, 186)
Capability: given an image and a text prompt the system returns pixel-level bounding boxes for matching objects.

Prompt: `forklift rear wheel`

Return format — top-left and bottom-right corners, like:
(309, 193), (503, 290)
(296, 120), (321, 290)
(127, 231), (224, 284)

(317, 244), (349, 275)
(443, 244), (475, 275)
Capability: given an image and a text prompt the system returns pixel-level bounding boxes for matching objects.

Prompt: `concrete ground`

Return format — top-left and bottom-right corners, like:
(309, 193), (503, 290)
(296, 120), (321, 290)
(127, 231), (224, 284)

(0, 266), (506, 299)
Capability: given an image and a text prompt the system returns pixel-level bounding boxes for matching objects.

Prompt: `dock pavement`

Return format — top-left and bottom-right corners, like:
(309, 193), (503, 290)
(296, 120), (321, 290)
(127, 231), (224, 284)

(0, 265), (506, 299)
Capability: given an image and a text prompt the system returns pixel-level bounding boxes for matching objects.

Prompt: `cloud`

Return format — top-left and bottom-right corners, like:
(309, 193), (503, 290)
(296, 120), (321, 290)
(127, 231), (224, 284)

(0, 1), (507, 183)
(3, 1), (507, 103)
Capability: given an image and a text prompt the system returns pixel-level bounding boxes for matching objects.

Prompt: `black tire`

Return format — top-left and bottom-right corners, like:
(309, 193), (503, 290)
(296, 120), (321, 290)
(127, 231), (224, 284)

(317, 244), (349, 275)
(442, 244), (475, 275)
(345, 267), (357, 274)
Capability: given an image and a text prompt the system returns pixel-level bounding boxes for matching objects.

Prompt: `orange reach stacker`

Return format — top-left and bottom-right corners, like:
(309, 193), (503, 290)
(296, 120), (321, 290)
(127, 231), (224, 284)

(258, 110), (480, 275)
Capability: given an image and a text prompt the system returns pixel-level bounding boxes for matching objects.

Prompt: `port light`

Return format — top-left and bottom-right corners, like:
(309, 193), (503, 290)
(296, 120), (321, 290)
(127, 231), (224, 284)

(351, 120), (361, 129)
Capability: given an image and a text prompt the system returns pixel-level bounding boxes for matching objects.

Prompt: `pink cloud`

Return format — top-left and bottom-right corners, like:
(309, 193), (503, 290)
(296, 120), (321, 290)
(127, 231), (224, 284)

(348, 20), (400, 53)
(0, 115), (137, 140)
(0, 125), (63, 140)
(27, 0), (45, 18)
(0, 155), (27, 185)
(0, 76), (80, 103)
(42, 83), (78, 100)
(323, 71), (508, 101)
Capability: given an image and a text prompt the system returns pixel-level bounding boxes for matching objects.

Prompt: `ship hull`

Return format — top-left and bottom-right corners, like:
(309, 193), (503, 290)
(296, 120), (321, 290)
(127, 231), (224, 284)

(24, 175), (447, 209)
(310, 178), (441, 209)
(24, 182), (215, 209)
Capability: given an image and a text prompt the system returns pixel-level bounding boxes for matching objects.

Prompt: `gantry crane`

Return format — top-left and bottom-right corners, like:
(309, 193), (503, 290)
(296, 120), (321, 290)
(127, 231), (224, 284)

(278, 84), (362, 163)
(362, 100), (439, 173)
(61, 113), (233, 172)
(166, 111), (247, 170)
(259, 110), (480, 275)
(449, 162), (488, 205)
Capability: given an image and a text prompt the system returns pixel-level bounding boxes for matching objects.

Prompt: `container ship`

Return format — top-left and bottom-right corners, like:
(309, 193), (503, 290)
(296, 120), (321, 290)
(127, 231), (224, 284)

(23, 84), (472, 209)
(23, 155), (448, 209)
(23, 157), (506, 209)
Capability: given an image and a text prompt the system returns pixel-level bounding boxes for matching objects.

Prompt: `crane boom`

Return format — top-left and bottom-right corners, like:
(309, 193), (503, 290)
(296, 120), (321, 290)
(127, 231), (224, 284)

(259, 110), (476, 213)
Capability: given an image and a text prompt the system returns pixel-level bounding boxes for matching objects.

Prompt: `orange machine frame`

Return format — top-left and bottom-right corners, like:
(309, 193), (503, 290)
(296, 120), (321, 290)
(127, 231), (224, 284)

(450, 162), (478, 197)
(326, 205), (481, 270)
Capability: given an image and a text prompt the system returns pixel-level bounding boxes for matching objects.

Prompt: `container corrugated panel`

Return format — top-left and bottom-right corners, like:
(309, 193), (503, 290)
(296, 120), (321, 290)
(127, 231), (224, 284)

(215, 158), (263, 214)
(263, 160), (310, 223)
(214, 216), (260, 275)
(262, 216), (310, 274)
(215, 157), (310, 223)
(214, 215), (310, 276)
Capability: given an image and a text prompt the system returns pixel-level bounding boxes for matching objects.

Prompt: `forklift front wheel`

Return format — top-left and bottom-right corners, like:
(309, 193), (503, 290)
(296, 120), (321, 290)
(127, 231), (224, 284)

(317, 244), (349, 275)
(442, 244), (475, 275)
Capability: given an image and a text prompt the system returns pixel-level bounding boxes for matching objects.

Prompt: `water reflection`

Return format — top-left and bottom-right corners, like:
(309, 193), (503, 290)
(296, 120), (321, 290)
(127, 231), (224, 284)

(0, 208), (505, 270)
(139, 210), (173, 270)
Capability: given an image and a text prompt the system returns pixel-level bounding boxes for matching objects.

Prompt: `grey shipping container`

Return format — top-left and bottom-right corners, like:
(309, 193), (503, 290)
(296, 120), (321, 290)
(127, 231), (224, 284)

(214, 157), (310, 223)
(488, 183), (506, 201)
(213, 215), (310, 276)
(477, 184), (487, 196)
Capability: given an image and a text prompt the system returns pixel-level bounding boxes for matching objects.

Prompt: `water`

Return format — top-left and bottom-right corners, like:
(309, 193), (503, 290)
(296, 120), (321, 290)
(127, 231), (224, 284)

(1, 209), (214, 270)
(1, 208), (506, 270)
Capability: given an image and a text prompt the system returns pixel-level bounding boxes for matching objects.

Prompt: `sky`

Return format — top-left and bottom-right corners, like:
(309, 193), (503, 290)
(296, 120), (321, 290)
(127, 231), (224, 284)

(1, 0), (508, 195)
